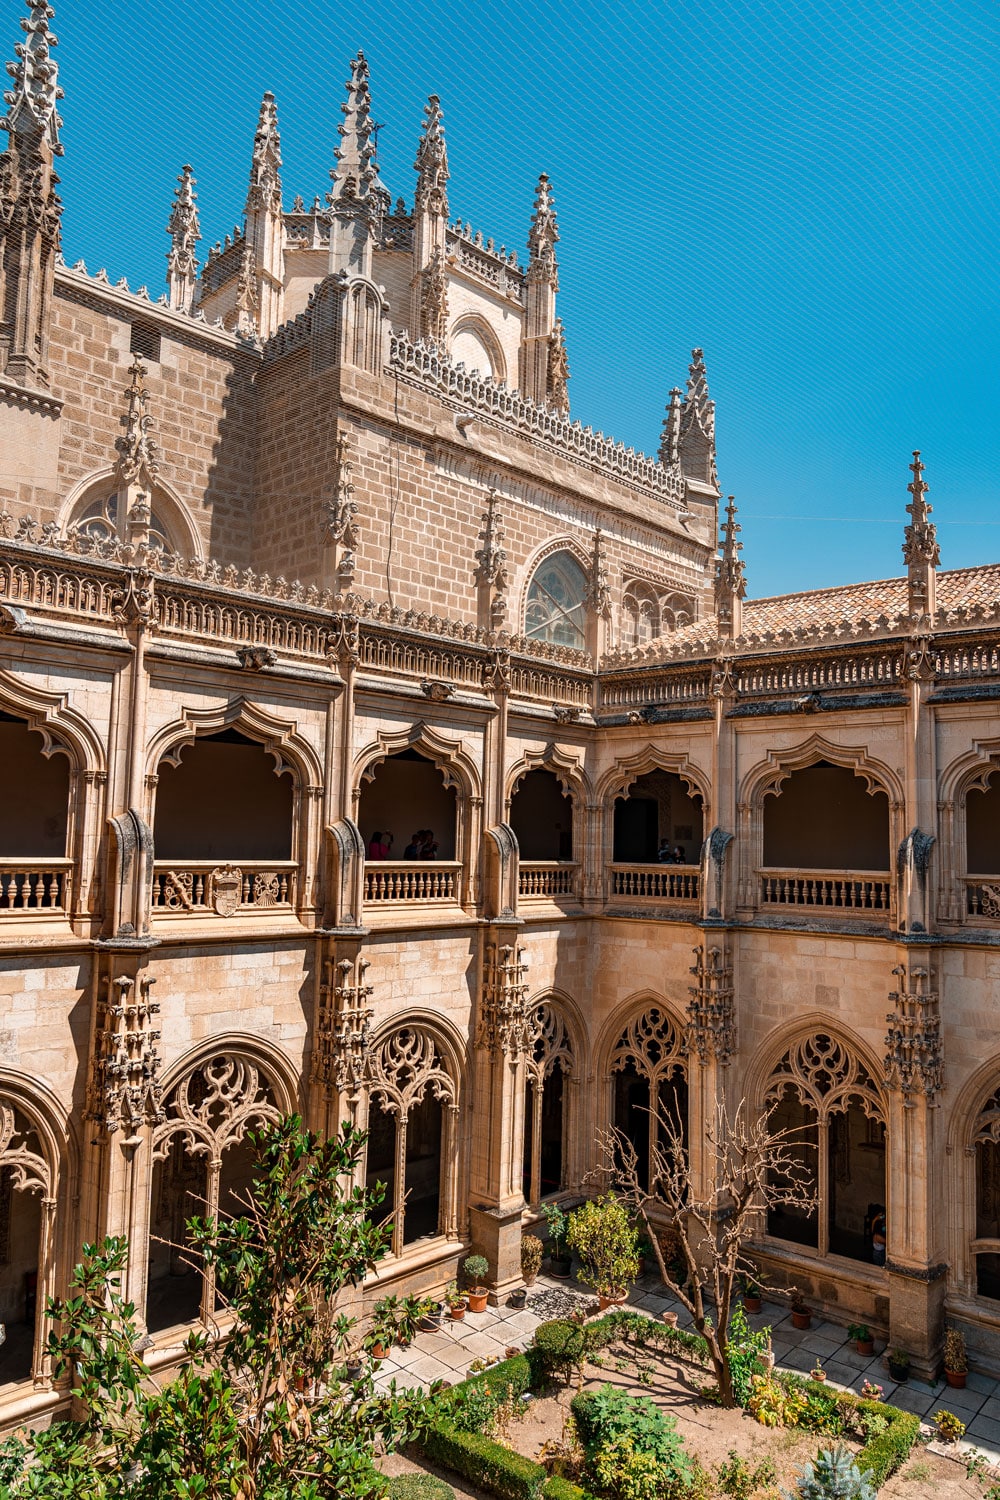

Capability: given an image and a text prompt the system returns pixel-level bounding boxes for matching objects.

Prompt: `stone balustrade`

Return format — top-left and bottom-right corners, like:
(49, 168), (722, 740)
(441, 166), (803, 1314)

(0, 860), (72, 912)
(518, 862), (579, 900)
(608, 863), (700, 902)
(363, 861), (461, 904)
(759, 868), (891, 913)
(964, 877), (1000, 921)
(151, 861), (297, 916)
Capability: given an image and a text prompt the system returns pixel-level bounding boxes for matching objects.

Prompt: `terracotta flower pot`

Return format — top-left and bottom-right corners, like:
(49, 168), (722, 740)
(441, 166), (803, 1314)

(791, 1310), (811, 1330)
(945, 1368), (967, 1389)
(371, 1342), (387, 1361)
(598, 1293), (615, 1311)
(467, 1289), (488, 1313)
(449, 1302), (466, 1320)
(662, 1310), (678, 1327)
(744, 1296), (762, 1314)
(549, 1256), (572, 1279)
(811, 1370), (827, 1382)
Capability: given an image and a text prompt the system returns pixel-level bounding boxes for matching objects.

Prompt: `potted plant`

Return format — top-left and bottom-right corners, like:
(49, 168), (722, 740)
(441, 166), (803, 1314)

(463, 1254), (490, 1312)
(566, 1194), (641, 1310)
(860, 1379), (883, 1402)
(366, 1295), (400, 1361)
(345, 1349), (364, 1379)
(810, 1361), (827, 1382)
(542, 1203), (572, 1277)
(887, 1348), (910, 1382)
(933, 1409), (966, 1443)
(791, 1296), (811, 1330)
(418, 1296), (445, 1331)
(397, 1294), (434, 1346)
(521, 1233), (544, 1287)
(508, 1285), (528, 1309)
(446, 1280), (467, 1320)
(849, 1321), (875, 1356)
(636, 1235), (654, 1275)
(743, 1277), (763, 1314)
(943, 1327), (968, 1389)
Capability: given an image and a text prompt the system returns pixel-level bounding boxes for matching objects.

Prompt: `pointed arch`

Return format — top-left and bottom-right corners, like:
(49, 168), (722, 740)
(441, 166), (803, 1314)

(449, 314), (507, 384)
(353, 722), (481, 803)
(0, 668), (106, 776)
(937, 739), (1000, 926)
(146, 697), (323, 789)
(596, 993), (689, 1195)
(597, 744), (709, 809)
(947, 1057), (1000, 1300)
(739, 733), (903, 810)
(506, 743), (592, 806)
(518, 536), (592, 652)
(58, 466), (204, 562)
(522, 989), (584, 1204)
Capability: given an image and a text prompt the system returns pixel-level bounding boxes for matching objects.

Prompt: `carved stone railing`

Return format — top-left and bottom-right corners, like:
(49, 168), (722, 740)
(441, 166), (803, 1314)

(151, 861), (297, 916)
(599, 671), (713, 710)
(0, 859), (72, 912)
(965, 877), (1000, 921)
(518, 862), (579, 900)
(759, 868), (892, 913)
(387, 333), (685, 506)
(608, 864), (700, 902)
(363, 861), (462, 904)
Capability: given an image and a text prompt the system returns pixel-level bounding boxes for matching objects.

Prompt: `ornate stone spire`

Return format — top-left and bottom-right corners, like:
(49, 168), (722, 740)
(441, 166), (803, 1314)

(658, 387), (683, 468)
(414, 93), (448, 216)
(520, 174), (560, 406)
(715, 496), (746, 638)
(246, 91), (282, 214)
(243, 93), (284, 338)
(903, 451), (939, 620)
(327, 50), (390, 277)
(474, 487), (509, 629)
(547, 318), (570, 413)
(165, 164), (200, 313)
(679, 348), (718, 489)
(114, 359), (159, 489)
(0, 0), (63, 387)
(527, 172), (559, 284)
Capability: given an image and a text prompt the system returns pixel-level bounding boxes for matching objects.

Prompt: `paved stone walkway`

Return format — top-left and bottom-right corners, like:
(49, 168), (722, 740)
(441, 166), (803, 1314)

(373, 1272), (1000, 1462)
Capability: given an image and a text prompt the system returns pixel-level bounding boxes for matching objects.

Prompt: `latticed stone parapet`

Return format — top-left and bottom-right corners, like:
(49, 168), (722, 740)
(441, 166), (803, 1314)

(884, 964), (943, 1104)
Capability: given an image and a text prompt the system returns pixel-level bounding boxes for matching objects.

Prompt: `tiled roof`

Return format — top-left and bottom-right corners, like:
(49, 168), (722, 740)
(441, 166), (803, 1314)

(606, 564), (1000, 668)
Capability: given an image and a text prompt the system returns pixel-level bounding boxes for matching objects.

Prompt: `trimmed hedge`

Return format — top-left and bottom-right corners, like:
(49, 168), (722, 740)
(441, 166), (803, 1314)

(789, 1379), (920, 1486)
(388, 1477), (456, 1500)
(542, 1479), (593, 1500)
(456, 1353), (533, 1404)
(421, 1426), (545, 1500)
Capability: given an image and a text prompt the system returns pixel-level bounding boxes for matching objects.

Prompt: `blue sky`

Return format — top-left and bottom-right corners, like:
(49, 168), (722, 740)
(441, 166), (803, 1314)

(38, 0), (999, 598)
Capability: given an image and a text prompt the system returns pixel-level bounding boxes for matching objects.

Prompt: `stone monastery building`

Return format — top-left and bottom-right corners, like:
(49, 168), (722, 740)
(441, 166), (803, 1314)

(2, 0), (1000, 1425)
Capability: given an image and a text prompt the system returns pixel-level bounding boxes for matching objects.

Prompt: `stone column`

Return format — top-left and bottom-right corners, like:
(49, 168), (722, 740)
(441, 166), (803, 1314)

(883, 949), (946, 1379)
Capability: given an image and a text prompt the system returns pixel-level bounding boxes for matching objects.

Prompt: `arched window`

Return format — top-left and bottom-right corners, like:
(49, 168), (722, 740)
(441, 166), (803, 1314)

(450, 316), (505, 383)
(71, 488), (177, 554)
(622, 581), (660, 648)
(510, 769), (573, 862)
(364, 1025), (459, 1256)
(0, 1096), (57, 1389)
(612, 769), (703, 865)
(760, 762), (891, 912)
(151, 730), (297, 916)
(609, 1006), (688, 1192)
(965, 772), (1000, 920)
(523, 1001), (575, 1206)
(148, 1053), (280, 1332)
(764, 1033), (886, 1265)
(525, 551), (588, 651)
(972, 1086), (1000, 1300)
(0, 713), (71, 911)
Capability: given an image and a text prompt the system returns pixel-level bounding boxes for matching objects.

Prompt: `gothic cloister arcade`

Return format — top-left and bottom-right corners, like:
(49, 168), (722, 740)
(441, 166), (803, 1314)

(522, 996), (580, 1208)
(605, 1002), (689, 1193)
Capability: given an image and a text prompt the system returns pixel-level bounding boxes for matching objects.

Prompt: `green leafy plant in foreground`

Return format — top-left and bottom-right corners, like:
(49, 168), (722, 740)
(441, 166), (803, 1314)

(9, 1117), (434, 1499)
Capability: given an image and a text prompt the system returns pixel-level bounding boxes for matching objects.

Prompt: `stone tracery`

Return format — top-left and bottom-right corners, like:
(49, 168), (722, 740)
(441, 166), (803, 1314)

(523, 999), (575, 1206)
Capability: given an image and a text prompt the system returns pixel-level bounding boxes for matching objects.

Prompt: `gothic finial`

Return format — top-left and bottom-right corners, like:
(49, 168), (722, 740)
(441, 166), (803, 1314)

(246, 91), (282, 214)
(165, 164), (201, 313)
(903, 450), (939, 619)
(547, 317), (570, 413)
(680, 348), (718, 489)
(329, 49), (389, 214)
(527, 172), (559, 270)
(659, 387), (683, 467)
(414, 93), (448, 216)
(114, 359), (159, 487)
(715, 495), (746, 637)
(2, 0), (63, 152)
(586, 527), (611, 619)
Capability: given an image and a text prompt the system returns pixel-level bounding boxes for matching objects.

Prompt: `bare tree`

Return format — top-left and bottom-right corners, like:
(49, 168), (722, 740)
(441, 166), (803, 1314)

(595, 1096), (816, 1407)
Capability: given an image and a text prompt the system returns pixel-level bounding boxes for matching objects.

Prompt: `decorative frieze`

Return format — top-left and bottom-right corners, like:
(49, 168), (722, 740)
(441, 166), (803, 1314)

(686, 944), (735, 1064)
(884, 963), (943, 1103)
(312, 952), (373, 1096)
(88, 973), (163, 1135)
(478, 941), (529, 1058)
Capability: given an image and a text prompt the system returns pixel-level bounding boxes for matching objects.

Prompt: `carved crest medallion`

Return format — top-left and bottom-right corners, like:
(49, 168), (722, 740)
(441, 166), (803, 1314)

(210, 865), (242, 917)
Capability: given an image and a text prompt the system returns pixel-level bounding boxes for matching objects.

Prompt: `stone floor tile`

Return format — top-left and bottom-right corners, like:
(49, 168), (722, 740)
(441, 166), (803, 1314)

(401, 1356), (456, 1388)
(935, 1387), (989, 1417)
(965, 1415), (1000, 1448)
(819, 1360), (860, 1388)
(889, 1386), (938, 1417)
(453, 1330), (508, 1359)
(976, 1396), (1000, 1421)
(778, 1348), (815, 1374)
(797, 1335), (844, 1360)
(967, 1372), (999, 1395)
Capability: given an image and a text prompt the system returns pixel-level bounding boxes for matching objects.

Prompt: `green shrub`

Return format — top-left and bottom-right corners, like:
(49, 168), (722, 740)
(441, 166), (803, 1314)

(775, 1378), (919, 1486)
(422, 1426), (545, 1500)
(716, 1450), (777, 1500)
(857, 1411), (920, 1487)
(571, 1386), (692, 1497)
(388, 1477), (456, 1500)
(543, 1479), (594, 1500)
(532, 1319), (590, 1382)
(443, 1354), (534, 1436)
(724, 1304), (770, 1407)
(788, 1444), (876, 1500)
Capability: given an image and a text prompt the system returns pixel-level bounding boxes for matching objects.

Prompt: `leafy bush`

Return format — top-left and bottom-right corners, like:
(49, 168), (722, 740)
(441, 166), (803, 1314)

(716, 1450), (777, 1500)
(944, 1328), (968, 1373)
(857, 1410), (919, 1487)
(747, 1375), (807, 1429)
(532, 1319), (590, 1382)
(571, 1386), (692, 1498)
(724, 1304), (771, 1406)
(388, 1477), (456, 1500)
(798, 1392), (845, 1436)
(933, 1409), (966, 1443)
(567, 1197), (640, 1299)
(543, 1480), (593, 1500)
(786, 1445), (875, 1500)
(522, 1235), (545, 1280)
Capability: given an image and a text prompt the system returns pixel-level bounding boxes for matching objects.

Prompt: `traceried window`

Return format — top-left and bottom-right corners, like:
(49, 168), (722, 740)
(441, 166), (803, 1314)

(74, 490), (175, 554)
(525, 551), (587, 650)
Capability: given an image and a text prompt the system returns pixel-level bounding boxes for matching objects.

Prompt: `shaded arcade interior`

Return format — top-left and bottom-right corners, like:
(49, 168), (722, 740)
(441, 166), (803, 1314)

(510, 769), (573, 861)
(612, 770), (703, 864)
(358, 749), (458, 860)
(763, 763), (890, 870)
(153, 729), (294, 861)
